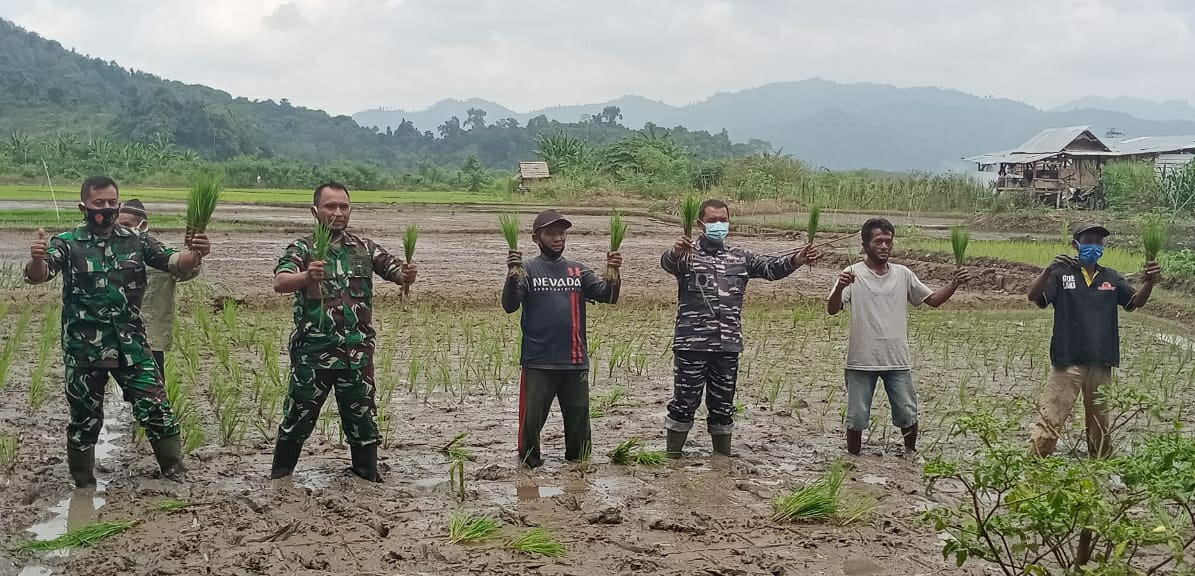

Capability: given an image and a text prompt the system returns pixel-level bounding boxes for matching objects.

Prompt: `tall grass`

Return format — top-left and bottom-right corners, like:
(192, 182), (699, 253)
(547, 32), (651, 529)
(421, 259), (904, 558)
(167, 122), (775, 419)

(0, 308), (33, 390)
(28, 305), (60, 412)
(1101, 161), (1159, 210)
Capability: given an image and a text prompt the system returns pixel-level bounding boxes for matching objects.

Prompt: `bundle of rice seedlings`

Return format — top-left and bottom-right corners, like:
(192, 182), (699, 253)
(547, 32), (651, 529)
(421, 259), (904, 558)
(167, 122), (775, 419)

(772, 460), (847, 522)
(506, 527), (566, 557)
(681, 194), (701, 239)
(609, 437), (667, 467)
(149, 499), (193, 513)
(500, 213), (525, 278)
(185, 171), (222, 247)
(806, 206), (821, 244)
(447, 511), (501, 544)
(311, 221), (334, 330)
(1142, 216), (1168, 262)
(604, 212), (627, 283)
(950, 225), (971, 268)
(17, 519), (140, 551)
(401, 224), (418, 298)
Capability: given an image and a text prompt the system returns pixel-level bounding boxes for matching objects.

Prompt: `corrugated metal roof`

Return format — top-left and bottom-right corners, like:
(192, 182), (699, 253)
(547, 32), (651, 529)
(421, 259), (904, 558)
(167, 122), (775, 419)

(1014, 125), (1109, 153)
(964, 151), (1062, 165)
(1109, 135), (1195, 155)
(518, 161), (550, 179)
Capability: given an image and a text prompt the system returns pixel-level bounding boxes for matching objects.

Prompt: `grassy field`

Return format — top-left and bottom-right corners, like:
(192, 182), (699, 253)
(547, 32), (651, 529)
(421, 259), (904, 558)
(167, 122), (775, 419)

(0, 209), (304, 231)
(903, 237), (1145, 273)
(0, 185), (514, 206)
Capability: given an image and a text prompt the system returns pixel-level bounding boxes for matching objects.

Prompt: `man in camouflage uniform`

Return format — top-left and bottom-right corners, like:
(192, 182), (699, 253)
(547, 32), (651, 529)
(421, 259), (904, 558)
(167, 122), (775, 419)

(661, 199), (818, 458)
(24, 176), (210, 487)
(116, 200), (201, 377)
(270, 182), (416, 482)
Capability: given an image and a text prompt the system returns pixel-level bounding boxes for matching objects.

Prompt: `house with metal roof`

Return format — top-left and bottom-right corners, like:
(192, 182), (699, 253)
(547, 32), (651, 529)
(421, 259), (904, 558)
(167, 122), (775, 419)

(1107, 135), (1195, 172)
(965, 125), (1114, 208)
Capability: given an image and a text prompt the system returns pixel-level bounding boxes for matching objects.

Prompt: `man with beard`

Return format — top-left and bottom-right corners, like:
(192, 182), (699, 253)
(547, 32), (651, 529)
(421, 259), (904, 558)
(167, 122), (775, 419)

(661, 199), (818, 459)
(1026, 222), (1160, 457)
(502, 209), (622, 468)
(270, 182), (416, 481)
(24, 176), (209, 486)
(827, 218), (969, 456)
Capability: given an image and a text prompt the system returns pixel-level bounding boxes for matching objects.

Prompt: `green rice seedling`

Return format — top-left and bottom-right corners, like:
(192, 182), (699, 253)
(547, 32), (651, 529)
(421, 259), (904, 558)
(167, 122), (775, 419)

(185, 170), (222, 246)
(0, 307), (33, 390)
(681, 194), (701, 239)
(0, 432), (17, 473)
(443, 432), (470, 501)
(806, 206), (821, 244)
(402, 224), (418, 298)
(312, 220), (334, 329)
(604, 212), (627, 283)
(446, 510), (501, 544)
(590, 386), (626, 418)
(609, 437), (667, 467)
(1142, 216), (1168, 262)
(836, 492), (882, 526)
(500, 213), (525, 278)
(16, 519), (140, 551)
(506, 527), (566, 557)
(950, 225), (971, 268)
(772, 460), (847, 522)
(149, 499), (193, 513)
(28, 306), (59, 413)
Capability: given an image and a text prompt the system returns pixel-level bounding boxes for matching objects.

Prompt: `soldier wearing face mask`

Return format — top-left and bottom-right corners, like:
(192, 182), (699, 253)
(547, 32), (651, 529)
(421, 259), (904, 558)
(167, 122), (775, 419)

(116, 200), (201, 378)
(1026, 222), (1161, 458)
(660, 199), (819, 458)
(24, 177), (210, 486)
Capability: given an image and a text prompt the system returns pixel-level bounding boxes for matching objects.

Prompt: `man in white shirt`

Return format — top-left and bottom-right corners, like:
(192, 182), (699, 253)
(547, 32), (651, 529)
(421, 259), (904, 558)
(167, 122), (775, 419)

(827, 218), (970, 455)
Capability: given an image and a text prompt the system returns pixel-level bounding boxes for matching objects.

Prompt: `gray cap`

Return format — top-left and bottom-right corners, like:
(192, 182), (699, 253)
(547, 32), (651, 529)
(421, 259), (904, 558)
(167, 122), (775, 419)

(1071, 222), (1110, 239)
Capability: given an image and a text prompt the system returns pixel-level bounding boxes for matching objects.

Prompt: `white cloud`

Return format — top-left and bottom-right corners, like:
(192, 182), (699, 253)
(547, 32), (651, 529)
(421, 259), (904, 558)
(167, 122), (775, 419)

(2, 0), (1193, 114)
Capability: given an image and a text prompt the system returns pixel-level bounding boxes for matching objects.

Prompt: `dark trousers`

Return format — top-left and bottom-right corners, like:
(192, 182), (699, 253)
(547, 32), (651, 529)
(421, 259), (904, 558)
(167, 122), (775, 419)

(664, 350), (740, 435)
(518, 368), (590, 467)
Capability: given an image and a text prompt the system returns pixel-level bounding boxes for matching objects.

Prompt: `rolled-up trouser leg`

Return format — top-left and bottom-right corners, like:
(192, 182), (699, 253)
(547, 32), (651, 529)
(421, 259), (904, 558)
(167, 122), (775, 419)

(112, 358), (180, 443)
(1028, 365), (1083, 457)
(65, 366), (109, 452)
(556, 370), (591, 461)
(665, 351), (708, 433)
(277, 364), (334, 445)
(332, 363), (381, 447)
(705, 352), (739, 436)
(518, 368), (557, 467)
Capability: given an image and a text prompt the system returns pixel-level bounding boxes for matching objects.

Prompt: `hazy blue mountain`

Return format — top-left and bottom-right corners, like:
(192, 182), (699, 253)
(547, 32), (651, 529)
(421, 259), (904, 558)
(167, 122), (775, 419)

(1054, 96), (1195, 123)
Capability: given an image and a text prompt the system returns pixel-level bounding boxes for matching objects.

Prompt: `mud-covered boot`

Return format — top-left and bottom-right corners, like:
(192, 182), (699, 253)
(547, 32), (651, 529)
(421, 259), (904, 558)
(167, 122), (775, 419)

(666, 430), (688, 459)
(711, 433), (734, 457)
(846, 429), (863, 456)
(150, 436), (185, 481)
(66, 447), (96, 488)
(901, 424), (919, 453)
(270, 438), (302, 479)
(350, 443), (381, 483)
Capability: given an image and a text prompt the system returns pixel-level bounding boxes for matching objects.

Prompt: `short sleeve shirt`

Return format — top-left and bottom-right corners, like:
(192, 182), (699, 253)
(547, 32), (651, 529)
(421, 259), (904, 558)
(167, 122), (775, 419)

(1041, 265), (1136, 367)
(832, 262), (933, 371)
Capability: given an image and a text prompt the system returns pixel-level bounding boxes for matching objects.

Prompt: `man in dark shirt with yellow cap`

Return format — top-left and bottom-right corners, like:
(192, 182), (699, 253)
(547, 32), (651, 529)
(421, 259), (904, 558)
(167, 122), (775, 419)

(1027, 221), (1161, 457)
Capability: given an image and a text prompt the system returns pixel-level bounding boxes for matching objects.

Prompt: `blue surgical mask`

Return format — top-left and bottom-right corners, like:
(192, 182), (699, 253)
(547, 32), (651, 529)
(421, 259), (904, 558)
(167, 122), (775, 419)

(703, 221), (730, 242)
(1078, 243), (1103, 266)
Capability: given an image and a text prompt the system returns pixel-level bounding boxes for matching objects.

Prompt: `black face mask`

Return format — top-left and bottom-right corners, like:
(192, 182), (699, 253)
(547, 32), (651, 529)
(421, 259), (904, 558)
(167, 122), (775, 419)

(537, 241), (564, 260)
(82, 205), (119, 228)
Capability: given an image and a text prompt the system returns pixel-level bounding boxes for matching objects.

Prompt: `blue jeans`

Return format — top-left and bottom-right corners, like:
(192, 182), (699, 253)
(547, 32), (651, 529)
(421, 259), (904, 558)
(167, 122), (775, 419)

(845, 369), (918, 431)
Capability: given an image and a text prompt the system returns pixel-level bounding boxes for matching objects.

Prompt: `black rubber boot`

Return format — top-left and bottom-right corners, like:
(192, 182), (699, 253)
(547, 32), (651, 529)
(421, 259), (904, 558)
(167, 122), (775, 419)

(901, 424), (919, 453)
(270, 438), (302, 479)
(711, 433), (734, 457)
(67, 447), (96, 488)
(150, 436), (185, 481)
(666, 430), (688, 459)
(350, 443), (381, 483)
(846, 430), (863, 456)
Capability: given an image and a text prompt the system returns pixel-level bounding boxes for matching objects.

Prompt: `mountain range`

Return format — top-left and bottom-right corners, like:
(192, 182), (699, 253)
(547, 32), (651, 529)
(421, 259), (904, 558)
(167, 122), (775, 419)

(355, 80), (1195, 171)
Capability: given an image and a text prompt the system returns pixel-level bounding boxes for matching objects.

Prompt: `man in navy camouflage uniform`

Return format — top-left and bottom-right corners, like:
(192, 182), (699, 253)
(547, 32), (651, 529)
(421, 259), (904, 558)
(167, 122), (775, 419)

(661, 199), (818, 457)
(24, 176), (209, 487)
(270, 182), (416, 482)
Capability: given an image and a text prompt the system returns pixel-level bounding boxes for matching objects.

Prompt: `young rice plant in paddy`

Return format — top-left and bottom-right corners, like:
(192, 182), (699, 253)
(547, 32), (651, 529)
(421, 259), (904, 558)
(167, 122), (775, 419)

(446, 511), (501, 544)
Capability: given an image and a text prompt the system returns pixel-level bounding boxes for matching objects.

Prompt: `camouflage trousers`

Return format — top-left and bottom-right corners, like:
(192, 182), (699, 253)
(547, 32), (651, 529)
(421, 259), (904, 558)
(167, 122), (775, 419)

(65, 360), (180, 452)
(277, 363), (380, 447)
(664, 351), (740, 435)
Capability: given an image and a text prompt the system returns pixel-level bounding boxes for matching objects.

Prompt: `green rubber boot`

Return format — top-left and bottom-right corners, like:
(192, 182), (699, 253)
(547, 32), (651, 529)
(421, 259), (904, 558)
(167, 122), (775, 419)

(711, 433), (734, 457)
(270, 438), (302, 479)
(66, 447), (96, 488)
(150, 436), (185, 481)
(666, 430), (688, 459)
(350, 443), (381, 483)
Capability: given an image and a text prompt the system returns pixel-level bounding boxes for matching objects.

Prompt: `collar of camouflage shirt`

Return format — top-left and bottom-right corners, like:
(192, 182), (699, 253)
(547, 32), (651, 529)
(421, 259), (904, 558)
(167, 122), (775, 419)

(331, 230), (361, 247)
(73, 223), (135, 241)
(698, 235), (726, 255)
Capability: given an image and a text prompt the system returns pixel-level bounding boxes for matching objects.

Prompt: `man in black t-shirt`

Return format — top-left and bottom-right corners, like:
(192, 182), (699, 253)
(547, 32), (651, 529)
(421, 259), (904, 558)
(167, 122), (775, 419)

(502, 209), (622, 468)
(1026, 222), (1161, 457)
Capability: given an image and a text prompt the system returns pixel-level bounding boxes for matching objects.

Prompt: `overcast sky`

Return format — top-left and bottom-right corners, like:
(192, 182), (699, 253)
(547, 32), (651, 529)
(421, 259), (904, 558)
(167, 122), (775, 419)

(3, 0), (1194, 115)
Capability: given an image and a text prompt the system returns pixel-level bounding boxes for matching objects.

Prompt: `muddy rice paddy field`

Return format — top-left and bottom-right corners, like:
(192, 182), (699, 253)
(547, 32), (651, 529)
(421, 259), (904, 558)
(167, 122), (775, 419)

(1, 204), (1193, 575)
